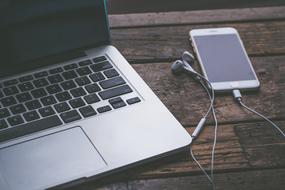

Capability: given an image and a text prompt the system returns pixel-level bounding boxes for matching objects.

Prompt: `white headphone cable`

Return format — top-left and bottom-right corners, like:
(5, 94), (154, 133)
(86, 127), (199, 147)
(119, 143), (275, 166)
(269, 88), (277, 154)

(190, 72), (218, 190)
(233, 89), (285, 138)
(198, 73), (218, 189)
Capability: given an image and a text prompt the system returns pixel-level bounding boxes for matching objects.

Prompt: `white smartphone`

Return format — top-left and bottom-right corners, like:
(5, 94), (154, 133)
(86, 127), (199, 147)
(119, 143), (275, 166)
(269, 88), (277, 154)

(189, 27), (260, 92)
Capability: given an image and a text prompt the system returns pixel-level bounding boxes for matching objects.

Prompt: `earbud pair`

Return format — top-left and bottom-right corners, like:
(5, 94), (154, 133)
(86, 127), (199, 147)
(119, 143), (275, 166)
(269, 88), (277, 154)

(171, 51), (208, 139)
(171, 51), (197, 75)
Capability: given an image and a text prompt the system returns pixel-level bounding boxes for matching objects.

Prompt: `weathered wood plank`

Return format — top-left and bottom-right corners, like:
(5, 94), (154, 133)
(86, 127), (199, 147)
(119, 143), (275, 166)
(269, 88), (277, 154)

(70, 182), (128, 190)
(130, 121), (285, 179)
(125, 168), (285, 190)
(109, 6), (285, 28)
(131, 56), (285, 126)
(111, 21), (285, 62)
(85, 169), (285, 190)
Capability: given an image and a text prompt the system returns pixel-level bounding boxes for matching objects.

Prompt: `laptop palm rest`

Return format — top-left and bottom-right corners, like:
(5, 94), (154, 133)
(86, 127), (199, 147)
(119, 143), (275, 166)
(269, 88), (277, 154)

(0, 127), (106, 190)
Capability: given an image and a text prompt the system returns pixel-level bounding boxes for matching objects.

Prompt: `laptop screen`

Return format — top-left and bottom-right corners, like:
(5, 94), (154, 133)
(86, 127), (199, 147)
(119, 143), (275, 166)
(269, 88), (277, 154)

(0, 0), (110, 77)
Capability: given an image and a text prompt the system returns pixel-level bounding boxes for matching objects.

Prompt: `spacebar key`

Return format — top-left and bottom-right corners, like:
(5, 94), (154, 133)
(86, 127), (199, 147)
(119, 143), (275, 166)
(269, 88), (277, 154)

(99, 85), (133, 100)
(0, 116), (63, 143)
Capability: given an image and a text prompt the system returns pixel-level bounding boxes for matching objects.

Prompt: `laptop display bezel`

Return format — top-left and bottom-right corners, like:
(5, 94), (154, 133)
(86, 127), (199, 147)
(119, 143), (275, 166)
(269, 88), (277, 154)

(0, 0), (111, 78)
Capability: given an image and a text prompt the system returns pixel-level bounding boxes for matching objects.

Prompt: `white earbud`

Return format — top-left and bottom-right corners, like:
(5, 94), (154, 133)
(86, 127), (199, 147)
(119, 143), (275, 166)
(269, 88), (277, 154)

(170, 51), (211, 140)
(171, 51), (197, 75)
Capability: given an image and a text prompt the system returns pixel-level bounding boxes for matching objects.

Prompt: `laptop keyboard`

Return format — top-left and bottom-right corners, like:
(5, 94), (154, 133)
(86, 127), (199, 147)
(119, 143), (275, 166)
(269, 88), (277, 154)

(0, 56), (141, 142)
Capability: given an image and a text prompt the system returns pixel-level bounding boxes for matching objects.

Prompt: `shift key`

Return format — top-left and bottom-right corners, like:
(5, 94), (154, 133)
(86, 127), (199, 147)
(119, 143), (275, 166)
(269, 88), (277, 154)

(60, 110), (82, 123)
(99, 85), (133, 100)
(0, 116), (62, 143)
(99, 76), (126, 89)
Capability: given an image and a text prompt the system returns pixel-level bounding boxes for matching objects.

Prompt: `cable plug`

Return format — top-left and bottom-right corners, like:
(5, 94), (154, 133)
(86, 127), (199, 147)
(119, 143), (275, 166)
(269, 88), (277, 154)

(191, 117), (206, 140)
(232, 89), (242, 103)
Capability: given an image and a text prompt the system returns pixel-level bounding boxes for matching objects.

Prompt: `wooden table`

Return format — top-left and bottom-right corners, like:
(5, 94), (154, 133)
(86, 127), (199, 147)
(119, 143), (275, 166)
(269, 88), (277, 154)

(77, 6), (285, 190)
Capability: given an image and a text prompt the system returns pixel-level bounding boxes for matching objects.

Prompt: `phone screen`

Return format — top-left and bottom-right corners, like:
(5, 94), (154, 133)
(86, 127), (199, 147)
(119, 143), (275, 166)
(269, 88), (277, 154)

(193, 34), (256, 83)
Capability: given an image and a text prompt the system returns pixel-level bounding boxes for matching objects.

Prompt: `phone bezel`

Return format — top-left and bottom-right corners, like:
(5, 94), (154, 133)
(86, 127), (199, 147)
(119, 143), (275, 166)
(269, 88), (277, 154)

(190, 27), (260, 92)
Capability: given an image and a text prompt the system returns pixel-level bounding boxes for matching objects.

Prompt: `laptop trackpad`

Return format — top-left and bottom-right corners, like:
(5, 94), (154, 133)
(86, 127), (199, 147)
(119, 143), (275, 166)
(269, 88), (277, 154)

(0, 127), (106, 190)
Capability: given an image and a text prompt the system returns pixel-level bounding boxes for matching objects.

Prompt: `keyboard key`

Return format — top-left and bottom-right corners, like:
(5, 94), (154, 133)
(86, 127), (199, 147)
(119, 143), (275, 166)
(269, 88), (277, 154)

(0, 108), (10, 119)
(16, 92), (32, 102)
(54, 102), (70, 113)
(84, 94), (100, 104)
(104, 69), (119, 78)
(23, 111), (40, 122)
(75, 76), (91, 86)
(108, 97), (123, 104)
(64, 63), (78, 70)
(3, 79), (18, 86)
(99, 76), (126, 89)
(47, 74), (63, 84)
(33, 78), (49, 88)
(41, 96), (57, 106)
(126, 97), (141, 105)
(60, 110), (82, 123)
(91, 61), (112, 72)
(0, 115), (62, 142)
(3, 86), (19, 96)
(39, 106), (56, 117)
(62, 70), (78, 80)
(79, 106), (96, 118)
(90, 72), (105, 82)
(19, 75), (33, 82)
(99, 85), (133, 100)
(69, 98), (85, 108)
(109, 97), (126, 109)
(34, 71), (48, 78)
(7, 115), (24, 126)
(10, 104), (26, 114)
(18, 82), (34, 92)
(60, 80), (76, 90)
(93, 56), (107, 63)
(49, 67), (64, 74)
(79, 60), (92, 66)
(46, 84), (62, 94)
(1, 96), (17, 107)
(85, 83), (101, 93)
(76, 67), (92, 76)
(97, 105), (112, 113)
(0, 120), (8, 129)
(31, 88), (47, 98)
(70, 87), (86, 97)
(25, 100), (42, 110)
(55, 91), (72, 102)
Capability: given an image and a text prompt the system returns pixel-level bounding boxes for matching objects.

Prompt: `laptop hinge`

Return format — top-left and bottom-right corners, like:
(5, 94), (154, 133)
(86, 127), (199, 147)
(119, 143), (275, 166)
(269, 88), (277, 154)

(36, 50), (87, 67)
(0, 50), (88, 78)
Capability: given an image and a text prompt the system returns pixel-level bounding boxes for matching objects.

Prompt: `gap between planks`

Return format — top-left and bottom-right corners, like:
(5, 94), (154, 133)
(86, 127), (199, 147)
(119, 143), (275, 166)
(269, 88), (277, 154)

(74, 168), (285, 190)
(109, 6), (285, 28)
(126, 168), (285, 190)
(111, 20), (285, 62)
(128, 120), (285, 179)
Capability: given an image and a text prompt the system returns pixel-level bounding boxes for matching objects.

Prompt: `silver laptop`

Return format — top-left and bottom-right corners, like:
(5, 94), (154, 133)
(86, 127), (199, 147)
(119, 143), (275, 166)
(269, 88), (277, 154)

(0, 1), (191, 189)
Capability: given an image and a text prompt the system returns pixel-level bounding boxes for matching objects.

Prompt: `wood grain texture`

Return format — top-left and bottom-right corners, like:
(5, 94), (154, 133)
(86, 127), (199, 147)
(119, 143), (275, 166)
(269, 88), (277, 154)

(109, 6), (285, 28)
(111, 21), (285, 62)
(126, 168), (285, 190)
(70, 182), (128, 190)
(82, 169), (285, 190)
(127, 121), (285, 179)
(131, 56), (285, 126)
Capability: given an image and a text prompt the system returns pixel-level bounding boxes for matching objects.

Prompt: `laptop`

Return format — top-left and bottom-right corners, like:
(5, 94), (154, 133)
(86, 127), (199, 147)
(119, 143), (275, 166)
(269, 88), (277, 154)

(0, 1), (192, 189)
